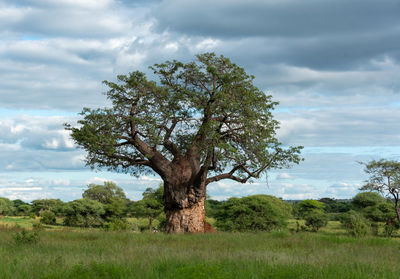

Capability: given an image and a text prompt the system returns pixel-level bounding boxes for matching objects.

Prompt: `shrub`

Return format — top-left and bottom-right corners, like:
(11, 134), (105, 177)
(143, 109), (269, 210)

(63, 198), (105, 227)
(40, 210), (56, 225)
(352, 192), (385, 208)
(13, 229), (40, 244)
(305, 213), (328, 232)
(32, 222), (44, 231)
(294, 199), (325, 218)
(340, 211), (370, 237)
(103, 218), (129, 231)
(215, 195), (291, 232)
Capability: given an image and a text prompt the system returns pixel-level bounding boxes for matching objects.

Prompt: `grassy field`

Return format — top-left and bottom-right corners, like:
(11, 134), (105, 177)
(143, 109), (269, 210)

(0, 217), (399, 278)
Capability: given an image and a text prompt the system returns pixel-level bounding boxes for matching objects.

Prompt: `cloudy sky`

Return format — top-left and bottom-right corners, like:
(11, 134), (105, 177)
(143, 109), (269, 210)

(0, 0), (399, 202)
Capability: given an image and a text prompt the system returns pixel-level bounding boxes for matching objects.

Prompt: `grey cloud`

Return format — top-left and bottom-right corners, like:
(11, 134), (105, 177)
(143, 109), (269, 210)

(154, 0), (400, 38)
(0, 115), (78, 150)
(276, 107), (400, 147)
(322, 182), (360, 199)
(152, 0), (400, 73)
(0, 0), (135, 39)
(283, 151), (369, 181)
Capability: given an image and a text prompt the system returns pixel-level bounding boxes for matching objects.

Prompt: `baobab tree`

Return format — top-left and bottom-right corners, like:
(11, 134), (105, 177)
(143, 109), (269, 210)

(66, 53), (302, 233)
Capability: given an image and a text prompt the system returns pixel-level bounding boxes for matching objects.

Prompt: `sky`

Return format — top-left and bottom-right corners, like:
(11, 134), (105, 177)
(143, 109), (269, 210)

(0, 0), (399, 202)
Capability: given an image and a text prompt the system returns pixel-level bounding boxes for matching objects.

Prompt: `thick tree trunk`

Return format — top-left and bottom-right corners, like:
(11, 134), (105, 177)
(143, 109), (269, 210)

(163, 179), (207, 233)
(161, 155), (207, 233)
(165, 197), (205, 233)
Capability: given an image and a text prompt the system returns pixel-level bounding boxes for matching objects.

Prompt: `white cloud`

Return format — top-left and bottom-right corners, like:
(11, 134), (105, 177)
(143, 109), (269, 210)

(277, 172), (293, 180)
(0, 0), (398, 202)
(85, 177), (110, 185)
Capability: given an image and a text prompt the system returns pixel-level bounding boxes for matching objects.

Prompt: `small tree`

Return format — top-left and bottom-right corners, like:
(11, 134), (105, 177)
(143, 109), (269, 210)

(340, 211), (370, 237)
(63, 198), (105, 227)
(82, 181), (128, 220)
(215, 195), (291, 232)
(40, 210), (56, 225)
(352, 192), (395, 222)
(16, 204), (32, 216)
(352, 192), (386, 208)
(305, 213), (328, 232)
(66, 53), (303, 233)
(0, 197), (15, 216)
(131, 186), (164, 231)
(31, 199), (64, 216)
(360, 159), (400, 223)
(83, 181), (126, 204)
(295, 199), (325, 218)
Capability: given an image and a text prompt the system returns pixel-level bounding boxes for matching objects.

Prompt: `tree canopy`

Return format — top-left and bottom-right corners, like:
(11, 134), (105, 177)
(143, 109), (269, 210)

(83, 181), (126, 204)
(215, 195), (292, 232)
(66, 53), (303, 232)
(67, 53), (302, 184)
(360, 159), (400, 222)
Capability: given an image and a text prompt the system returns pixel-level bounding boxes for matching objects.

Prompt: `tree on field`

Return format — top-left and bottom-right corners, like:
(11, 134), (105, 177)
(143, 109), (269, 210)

(16, 204), (32, 216)
(83, 181), (126, 203)
(360, 159), (400, 223)
(40, 210), (56, 225)
(352, 192), (395, 222)
(31, 199), (64, 216)
(352, 192), (385, 208)
(215, 195), (292, 232)
(304, 213), (328, 232)
(130, 186), (164, 231)
(318, 197), (352, 214)
(66, 53), (303, 233)
(295, 199), (325, 218)
(0, 197), (15, 216)
(63, 198), (105, 227)
(82, 181), (128, 219)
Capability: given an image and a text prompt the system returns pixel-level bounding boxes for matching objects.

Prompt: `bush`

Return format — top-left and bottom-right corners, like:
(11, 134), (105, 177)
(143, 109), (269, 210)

(40, 210), (56, 225)
(32, 222), (44, 231)
(13, 229), (40, 244)
(352, 192), (386, 208)
(294, 200), (325, 219)
(305, 213), (328, 232)
(215, 195), (291, 232)
(63, 199), (105, 227)
(103, 218), (129, 231)
(340, 211), (370, 237)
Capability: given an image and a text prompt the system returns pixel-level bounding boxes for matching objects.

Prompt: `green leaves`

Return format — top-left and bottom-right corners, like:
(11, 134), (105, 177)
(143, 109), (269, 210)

(67, 53), (302, 182)
(215, 195), (292, 232)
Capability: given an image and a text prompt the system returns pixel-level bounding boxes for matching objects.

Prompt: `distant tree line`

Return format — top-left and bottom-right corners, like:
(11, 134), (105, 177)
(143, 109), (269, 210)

(1, 159), (399, 236)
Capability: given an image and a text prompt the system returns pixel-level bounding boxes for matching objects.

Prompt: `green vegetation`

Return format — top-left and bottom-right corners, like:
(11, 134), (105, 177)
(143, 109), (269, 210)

(63, 198), (105, 227)
(215, 195), (291, 232)
(360, 159), (400, 224)
(1, 225), (400, 278)
(1, 158), (400, 277)
(130, 185), (164, 231)
(65, 53), (303, 232)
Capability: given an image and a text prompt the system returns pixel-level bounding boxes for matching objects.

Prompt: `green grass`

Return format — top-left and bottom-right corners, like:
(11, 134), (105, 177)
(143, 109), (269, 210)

(1, 220), (400, 278)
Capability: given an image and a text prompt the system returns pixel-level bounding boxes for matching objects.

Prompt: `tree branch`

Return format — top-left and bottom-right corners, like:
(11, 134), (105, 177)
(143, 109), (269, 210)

(206, 150), (281, 185)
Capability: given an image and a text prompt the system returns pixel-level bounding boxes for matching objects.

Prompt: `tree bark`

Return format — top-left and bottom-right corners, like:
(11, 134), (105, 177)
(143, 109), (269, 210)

(162, 157), (207, 233)
(165, 197), (205, 233)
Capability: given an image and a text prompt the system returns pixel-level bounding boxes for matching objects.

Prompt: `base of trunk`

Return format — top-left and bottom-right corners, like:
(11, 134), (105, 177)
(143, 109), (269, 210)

(165, 197), (205, 233)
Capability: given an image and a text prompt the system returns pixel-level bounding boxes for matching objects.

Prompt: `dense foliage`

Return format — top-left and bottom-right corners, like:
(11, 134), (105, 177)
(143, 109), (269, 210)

(66, 53), (303, 232)
(215, 195), (291, 232)
(360, 159), (400, 223)
(63, 198), (105, 227)
(130, 185), (164, 231)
